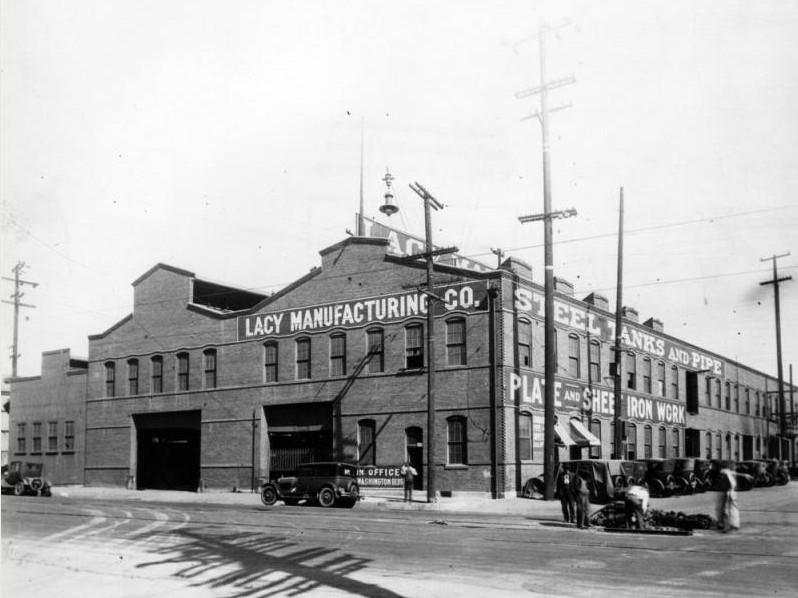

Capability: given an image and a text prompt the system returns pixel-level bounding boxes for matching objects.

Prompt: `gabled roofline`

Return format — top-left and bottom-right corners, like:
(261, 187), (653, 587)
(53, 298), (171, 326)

(245, 267), (323, 313)
(88, 313), (133, 340)
(132, 263), (195, 287)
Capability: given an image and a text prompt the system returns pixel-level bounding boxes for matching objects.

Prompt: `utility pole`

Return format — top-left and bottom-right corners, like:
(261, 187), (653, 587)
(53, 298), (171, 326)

(760, 252), (792, 458)
(790, 364), (795, 468)
(613, 189), (625, 460)
(2, 261), (38, 378)
(515, 20), (576, 501)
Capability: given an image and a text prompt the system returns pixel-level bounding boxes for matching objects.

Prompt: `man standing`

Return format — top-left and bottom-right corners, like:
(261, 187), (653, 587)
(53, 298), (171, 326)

(556, 468), (576, 523)
(400, 461), (417, 502)
(572, 471), (592, 529)
(624, 483), (650, 529)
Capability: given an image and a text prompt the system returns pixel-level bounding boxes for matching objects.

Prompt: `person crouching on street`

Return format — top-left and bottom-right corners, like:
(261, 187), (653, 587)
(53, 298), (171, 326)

(624, 483), (650, 530)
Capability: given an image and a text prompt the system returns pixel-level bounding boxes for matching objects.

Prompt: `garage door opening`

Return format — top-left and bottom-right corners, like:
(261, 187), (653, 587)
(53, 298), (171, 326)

(135, 411), (201, 491)
(265, 403), (333, 480)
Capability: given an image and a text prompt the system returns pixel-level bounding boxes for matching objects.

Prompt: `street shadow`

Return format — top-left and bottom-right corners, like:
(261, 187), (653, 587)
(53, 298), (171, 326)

(136, 528), (404, 597)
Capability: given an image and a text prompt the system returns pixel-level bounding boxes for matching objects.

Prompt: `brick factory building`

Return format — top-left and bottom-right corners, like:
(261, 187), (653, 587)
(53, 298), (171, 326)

(8, 235), (796, 494)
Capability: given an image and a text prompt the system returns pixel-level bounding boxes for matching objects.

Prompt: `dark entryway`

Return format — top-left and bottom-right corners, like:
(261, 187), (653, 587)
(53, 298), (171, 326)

(266, 403), (333, 480)
(135, 411), (201, 491)
(406, 426), (424, 491)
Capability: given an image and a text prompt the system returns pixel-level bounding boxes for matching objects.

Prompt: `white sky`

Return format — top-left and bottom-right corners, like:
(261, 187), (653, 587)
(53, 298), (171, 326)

(2, 0), (797, 383)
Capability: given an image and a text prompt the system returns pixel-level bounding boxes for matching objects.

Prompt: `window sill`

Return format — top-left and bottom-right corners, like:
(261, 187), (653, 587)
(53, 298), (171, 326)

(398, 368), (425, 376)
(45, 451), (59, 455)
(444, 464), (469, 470)
(62, 451), (76, 455)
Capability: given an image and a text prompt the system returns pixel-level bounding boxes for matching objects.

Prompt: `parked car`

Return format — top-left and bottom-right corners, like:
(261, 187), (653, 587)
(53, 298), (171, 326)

(708, 460), (754, 492)
(260, 461), (360, 508)
(673, 458), (699, 495)
(760, 459), (790, 486)
(522, 460), (638, 504)
(1, 461), (52, 497)
(637, 459), (677, 497)
(736, 460), (770, 487)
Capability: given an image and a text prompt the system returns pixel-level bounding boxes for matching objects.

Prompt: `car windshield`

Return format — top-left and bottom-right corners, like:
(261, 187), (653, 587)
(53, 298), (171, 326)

(24, 463), (43, 477)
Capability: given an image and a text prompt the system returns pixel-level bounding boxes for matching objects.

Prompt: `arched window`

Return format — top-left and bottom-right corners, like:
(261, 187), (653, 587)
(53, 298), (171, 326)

(127, 359), (139, 395)
(366, 328), (384, 373)
(518, 320), (532, 368)
(734, 384), (739, 413)
(716, 433), (722, 459)
(589, 419), (602, 459)
(330, 333), (347, 376)
(657, 362), (666, 396)
(177, 352), (190, 390)
(519, 412), (533, 461)
(296, 338), (311, 379)
(644, 425), (653, 458)
(626, 352), (636, 390)
(568, 334), (581, 378)
(725, 382), (731, 410)
(357, 420), (376, 465)
(734, 434), (740, 461)
(744, 388), (750, 414)
(658, 426), (667, 458)
(705, 432), (712, 459)
(264, 342), (278, 382)
(725, 433), (732, 459)
(670, 366), (679, 400)
(203, 348), (217, 389)
(405, 324), (424, 369)
(104, 362), (116, 397)
(446, 318), (467, 366)
(626, 423), (637, 460)
(671, 428), (680, 458)
(151, 356), (163, 393)
(447, 416), (468, 465)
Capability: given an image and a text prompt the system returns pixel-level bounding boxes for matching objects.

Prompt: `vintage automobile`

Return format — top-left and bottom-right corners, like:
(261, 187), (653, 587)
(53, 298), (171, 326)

(707, 460), (754, 492)
(760, 459), (790, 486)
(1, 461), (52, 497)
(637, 458), (678, 497)
(673, 458), (700, 494)
(260, 461), (360, 508)
(736, 460), (771, 487)
(522, 460), (640, 504)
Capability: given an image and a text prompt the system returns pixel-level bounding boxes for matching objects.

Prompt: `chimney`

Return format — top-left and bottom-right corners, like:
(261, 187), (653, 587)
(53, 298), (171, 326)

(621, 306), (639, 323)
(583, 292), (609, 312)
(643, 317), (664, 333)
(554, 277), (574, 296)
(500, 257), (533, 281)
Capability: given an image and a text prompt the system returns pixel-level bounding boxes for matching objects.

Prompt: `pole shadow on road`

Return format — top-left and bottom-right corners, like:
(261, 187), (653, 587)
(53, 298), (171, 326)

(136, 528), (403, 598)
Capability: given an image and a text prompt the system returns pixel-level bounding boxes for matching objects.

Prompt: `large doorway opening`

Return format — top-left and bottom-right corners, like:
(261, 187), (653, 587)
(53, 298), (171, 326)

(135, 411), (201, 491)
(265, 403), (333, 480)
(405, 426), (424, 491)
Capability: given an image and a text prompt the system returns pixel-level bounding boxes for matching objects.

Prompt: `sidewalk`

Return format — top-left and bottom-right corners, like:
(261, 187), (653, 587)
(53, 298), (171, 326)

(49, 484), (724, 521)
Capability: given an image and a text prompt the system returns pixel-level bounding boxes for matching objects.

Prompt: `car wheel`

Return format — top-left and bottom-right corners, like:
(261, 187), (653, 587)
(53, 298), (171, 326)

(13, 482), (25, 496)
(260, 484), (279, 506)
(318, 486), (336, 508)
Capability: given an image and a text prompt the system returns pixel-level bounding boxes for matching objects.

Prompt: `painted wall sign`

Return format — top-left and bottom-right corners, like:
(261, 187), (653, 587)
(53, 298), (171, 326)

(238, 281), (489, 341)
(363, 216), (492, 273)
(356, 465), (404, 488)
(509, 372), (686, 425)
(513, 288), (724, 377)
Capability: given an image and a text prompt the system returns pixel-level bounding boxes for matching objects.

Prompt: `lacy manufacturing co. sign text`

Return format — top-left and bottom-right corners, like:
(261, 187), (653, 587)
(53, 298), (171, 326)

(238, 281), (489, 341)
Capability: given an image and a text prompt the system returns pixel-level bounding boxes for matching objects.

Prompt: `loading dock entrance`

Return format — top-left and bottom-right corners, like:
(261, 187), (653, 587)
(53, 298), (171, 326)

(265, 403), (333, 480)
(135, 410), (201, 491)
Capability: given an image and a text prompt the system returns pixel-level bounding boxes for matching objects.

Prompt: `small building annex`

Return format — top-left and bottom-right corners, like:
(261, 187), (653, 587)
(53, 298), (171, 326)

(8, 235), (796, 494)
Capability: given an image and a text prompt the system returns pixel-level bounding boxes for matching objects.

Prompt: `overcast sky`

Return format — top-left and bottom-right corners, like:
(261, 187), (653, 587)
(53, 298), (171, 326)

(2, 0), (797, 383)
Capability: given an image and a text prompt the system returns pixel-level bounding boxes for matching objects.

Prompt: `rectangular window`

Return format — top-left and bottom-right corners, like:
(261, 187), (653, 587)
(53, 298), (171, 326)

(358, 420), (376, 465)
(128, 359), (139, 395)
(626, 352), (636, 390)
(447, 418), (467, 465)
(177, 353), (190, 390)
(296, 338), (311, 379)
(588, 341), (600, 384)
(568, 334), (581, 378)
(366, 329), (384, 373)
(151, 356), (163, 393)
(32, 422), (42, 453)
(705, 376), (713, 405)
(716, 433), (722, 459)
(519, 414), (532, 461)
(745, 388), (750, 414)
(725, 382), (731, 410)
(716, 379), (722, 408)
(755, 392), (760, 416)
(589, 420), (602, 459)
(518, 321), (532, 368)
(734, 384), (739, 413)
(626, 424), (637, 460)
(670, 366), (679, 400)
(203, 349), (217, 388)
(705, 432), (712, 459)
(64, 421), (75, 452)
(105, 362), (116, 397)
(643, 358), (652, 394)
(446, 319), (467, 366)
(48, 422), (58, 452)
(405, 325), (424, 369)
(330, 334), (347, 376)
(264, 343), (278, 382)
(16, 423), (26, 453)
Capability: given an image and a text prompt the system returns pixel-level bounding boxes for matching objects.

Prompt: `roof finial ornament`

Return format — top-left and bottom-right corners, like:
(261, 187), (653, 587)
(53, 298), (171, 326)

(379, 167), (399, 216)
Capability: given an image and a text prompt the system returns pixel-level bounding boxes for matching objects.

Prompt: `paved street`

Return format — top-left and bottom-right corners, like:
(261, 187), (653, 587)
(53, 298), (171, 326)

(2, 484), (797, 598)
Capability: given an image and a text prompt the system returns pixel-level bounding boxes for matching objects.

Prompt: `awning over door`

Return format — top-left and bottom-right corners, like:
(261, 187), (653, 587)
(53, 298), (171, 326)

(554, 421), (576, 447)
(569, 418), (601, 447)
